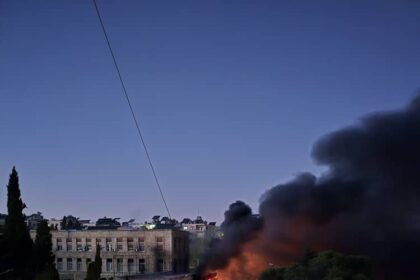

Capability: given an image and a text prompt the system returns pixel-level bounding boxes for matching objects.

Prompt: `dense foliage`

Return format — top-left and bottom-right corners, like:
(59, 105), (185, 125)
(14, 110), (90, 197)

(260, 251), (372, 280)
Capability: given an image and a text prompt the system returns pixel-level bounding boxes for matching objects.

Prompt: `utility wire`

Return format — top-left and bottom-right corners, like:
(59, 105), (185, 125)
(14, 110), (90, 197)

(92, 0), (171, 218)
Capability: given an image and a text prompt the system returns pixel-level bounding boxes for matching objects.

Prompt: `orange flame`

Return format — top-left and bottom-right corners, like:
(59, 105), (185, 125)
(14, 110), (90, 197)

(214, 240), (268, 280)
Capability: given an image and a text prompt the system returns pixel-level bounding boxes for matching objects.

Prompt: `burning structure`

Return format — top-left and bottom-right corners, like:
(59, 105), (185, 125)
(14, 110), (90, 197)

(195, 94), (420, 280)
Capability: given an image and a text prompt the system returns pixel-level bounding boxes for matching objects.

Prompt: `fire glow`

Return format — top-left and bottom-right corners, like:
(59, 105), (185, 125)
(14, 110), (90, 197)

(213, 241), (267, 280)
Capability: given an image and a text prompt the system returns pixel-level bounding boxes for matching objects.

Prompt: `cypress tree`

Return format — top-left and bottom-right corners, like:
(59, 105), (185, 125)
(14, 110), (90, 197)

(86, 244), (102, 280)
(34, 220), (59, 279)
(3, 167), (34, 279)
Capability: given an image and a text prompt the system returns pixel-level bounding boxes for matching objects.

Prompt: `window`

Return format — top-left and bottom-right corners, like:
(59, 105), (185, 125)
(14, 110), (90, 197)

(106, 259), (113, 272)
(138, 237), (145, 252)
(128, 259), (134, 273)
(116, 238), (123, 251)
(76, 238), (82, 251)
(156, 236), (164, 252)
(66, 238), (73, 251)
(56, 238), (63, 251)
(57, 258), (63, 271)
(106, 238), (113, 251)
(77, 258), (82, 271)
(139, 259), (145, 274)
(117, 258), (123, 272)
(67, 258), (73, 271)
(86, 238), (92, 251)
(127, 238), (134, 251)
(86, 258), (92, 268)
(156, 259), (164, 272)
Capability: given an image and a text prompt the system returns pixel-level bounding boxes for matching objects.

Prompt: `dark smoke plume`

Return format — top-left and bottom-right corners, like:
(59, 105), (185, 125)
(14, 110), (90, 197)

(196, 94), (420, 279)
(259, 94), (420, 279)
(193, 201), (263, 279)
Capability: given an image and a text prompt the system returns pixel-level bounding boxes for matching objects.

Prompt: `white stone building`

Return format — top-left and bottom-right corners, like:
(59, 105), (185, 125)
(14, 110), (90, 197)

(31, 228), (189, 279)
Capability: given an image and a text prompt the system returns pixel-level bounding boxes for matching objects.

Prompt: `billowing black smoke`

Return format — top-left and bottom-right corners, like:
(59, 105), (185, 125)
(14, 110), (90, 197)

(196, 94), (420, 279)
(193, 201), (263, 279)
(259, 94), (420, 279)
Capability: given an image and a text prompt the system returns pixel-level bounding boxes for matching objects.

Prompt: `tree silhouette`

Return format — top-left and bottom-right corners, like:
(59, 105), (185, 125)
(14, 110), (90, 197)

(34, 220), (59, 279)
(1, 167), (34, 279)
(86, 244), (102, 280)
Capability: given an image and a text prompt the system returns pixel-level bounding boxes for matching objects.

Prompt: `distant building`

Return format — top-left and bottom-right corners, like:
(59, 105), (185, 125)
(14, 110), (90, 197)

(181, 216), (217, 239)
(48, 218), (62, 230)
(141, 216), (179, 231)
(30, 228), (189, 280)
(26, 212), (44, 230)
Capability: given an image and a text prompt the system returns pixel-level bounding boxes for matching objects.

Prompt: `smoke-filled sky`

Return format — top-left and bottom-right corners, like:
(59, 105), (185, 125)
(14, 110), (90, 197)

(1, 0), (420, 223)
(196, 93), (420, 280)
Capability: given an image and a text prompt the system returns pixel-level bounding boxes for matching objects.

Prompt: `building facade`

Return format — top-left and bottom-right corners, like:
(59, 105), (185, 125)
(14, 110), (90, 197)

(31, 228), (189, 279)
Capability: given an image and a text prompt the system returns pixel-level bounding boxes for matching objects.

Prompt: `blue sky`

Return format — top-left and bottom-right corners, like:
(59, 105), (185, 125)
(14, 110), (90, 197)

(1, 0), (419, 223)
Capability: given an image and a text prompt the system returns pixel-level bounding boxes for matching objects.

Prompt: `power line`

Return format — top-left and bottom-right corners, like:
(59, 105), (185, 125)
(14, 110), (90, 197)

(92, 0), (171, 218)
